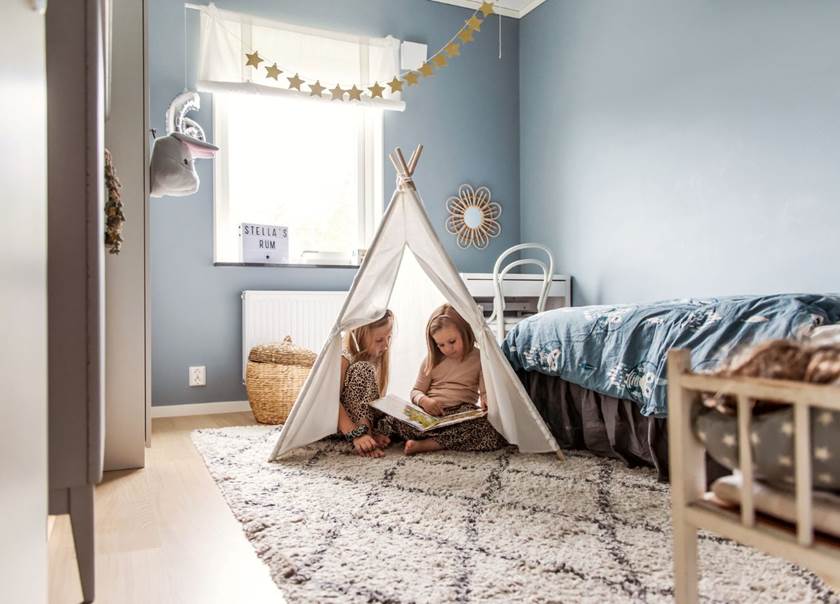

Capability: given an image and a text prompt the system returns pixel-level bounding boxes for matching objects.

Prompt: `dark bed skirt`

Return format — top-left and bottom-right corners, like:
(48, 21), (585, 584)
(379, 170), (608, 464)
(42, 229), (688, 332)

(520, 371), (670, 480)
(521, 371), (731, 485)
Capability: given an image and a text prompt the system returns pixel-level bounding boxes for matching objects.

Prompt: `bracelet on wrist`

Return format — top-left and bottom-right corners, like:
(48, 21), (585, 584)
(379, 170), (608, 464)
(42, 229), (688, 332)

(344, 424), (369, 443)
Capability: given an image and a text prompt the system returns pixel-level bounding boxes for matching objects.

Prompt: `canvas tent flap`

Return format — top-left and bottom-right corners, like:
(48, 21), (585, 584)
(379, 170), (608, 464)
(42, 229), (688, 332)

(270, 149), (560, 460)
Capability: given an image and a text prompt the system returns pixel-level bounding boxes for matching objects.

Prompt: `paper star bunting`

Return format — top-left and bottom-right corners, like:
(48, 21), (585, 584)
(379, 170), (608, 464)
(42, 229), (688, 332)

(458, 28), (475, 44)
(445, 42), (461, 57)
(781, 422), (793, 436)
(815, 446), (831, 461)
(309, 81), (325, 96)
(403, 72), (419, 86)
(818, 411), (834, 426)
(419, 62), (434, 77)
(347, 85), (363, 101)
(245, 51), (263, 68)
(388, 77), (403, 93)
(287, 73), (304, 90)
(265, 63), (282, 80)
(479, 2), (495, 17)
(433, 54), (448, 68)
(721, 434), (736, 447)
(330, 84), (345, 100)
(466, 15), (482, 31)
(368, 82), (385, 98)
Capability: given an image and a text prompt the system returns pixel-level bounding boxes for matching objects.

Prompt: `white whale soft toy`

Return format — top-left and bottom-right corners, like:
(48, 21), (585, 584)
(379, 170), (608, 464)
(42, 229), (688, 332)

(150, 92), (219, 197)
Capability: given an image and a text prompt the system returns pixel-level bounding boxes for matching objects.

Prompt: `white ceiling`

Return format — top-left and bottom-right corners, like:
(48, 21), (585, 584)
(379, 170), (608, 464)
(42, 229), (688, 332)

(430, 0), (547, 19)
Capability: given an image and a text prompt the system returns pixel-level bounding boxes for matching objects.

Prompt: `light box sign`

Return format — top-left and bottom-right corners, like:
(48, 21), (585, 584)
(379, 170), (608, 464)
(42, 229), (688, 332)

(240, 223), (289, 263)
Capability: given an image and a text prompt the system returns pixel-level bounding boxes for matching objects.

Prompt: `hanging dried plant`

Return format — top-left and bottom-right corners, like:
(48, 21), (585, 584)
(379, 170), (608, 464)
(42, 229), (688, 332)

(104, 148), (125, 254)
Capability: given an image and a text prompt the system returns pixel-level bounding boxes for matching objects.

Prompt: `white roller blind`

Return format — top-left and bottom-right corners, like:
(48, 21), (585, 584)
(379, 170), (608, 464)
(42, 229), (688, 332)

(197, 4), (404, 111)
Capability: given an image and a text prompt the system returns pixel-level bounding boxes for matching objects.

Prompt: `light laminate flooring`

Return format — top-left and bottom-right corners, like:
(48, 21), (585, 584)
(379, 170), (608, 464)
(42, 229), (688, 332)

(48, 412), (284, 604)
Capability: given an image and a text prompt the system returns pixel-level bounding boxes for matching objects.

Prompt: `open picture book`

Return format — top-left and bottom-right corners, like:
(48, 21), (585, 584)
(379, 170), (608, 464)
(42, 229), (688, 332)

(369, 394), (486, 432)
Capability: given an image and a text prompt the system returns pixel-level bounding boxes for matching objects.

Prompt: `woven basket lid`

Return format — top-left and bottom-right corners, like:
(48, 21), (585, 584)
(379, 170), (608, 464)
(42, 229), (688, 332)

(248, 336), (317, 367)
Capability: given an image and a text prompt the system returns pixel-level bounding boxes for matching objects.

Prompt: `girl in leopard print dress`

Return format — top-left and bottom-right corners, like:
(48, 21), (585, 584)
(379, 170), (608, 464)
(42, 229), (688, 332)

(337, 310), (394, 458)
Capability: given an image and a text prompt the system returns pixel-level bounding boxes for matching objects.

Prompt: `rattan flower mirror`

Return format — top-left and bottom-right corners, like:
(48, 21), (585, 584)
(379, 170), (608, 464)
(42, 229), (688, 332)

(444, 184), (502, 249)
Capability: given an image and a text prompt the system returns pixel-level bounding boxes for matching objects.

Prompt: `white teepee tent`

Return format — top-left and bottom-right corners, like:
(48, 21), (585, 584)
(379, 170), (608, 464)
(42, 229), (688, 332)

(269, 146), (561, 460)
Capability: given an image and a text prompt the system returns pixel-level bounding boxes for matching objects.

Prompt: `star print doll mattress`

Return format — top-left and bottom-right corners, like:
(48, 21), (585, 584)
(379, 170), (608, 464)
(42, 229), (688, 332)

(503, 294), (840, 418)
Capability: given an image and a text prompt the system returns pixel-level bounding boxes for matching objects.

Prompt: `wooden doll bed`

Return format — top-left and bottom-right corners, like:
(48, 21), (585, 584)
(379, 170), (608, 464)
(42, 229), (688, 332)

(667, 349), (840, 602)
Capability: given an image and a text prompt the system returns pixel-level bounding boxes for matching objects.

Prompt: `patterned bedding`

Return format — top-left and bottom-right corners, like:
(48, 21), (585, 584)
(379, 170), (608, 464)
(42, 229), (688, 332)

(502, 294), (840, 417)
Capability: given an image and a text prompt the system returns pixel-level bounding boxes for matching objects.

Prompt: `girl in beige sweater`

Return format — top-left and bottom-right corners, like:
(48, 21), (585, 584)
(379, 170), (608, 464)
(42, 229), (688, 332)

(393, 304), (507, 456)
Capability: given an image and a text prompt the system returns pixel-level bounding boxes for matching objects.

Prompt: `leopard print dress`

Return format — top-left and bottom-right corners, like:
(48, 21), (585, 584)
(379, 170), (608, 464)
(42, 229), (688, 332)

(339, 357), (385, 431)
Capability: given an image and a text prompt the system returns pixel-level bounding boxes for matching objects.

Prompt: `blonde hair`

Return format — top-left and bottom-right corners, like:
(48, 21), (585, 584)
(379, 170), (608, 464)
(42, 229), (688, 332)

(423, 304), (476, 374)
(343, 309), (394, 394)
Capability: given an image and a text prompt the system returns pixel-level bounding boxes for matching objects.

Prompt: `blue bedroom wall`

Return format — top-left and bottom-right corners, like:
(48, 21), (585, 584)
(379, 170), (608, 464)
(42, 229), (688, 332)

(149, 0), (520, 405)
(520, 0), (840, 306)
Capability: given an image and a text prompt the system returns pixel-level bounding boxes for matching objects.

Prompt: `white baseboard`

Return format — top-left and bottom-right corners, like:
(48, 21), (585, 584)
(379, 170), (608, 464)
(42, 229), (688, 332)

(151, 400), (252, 418)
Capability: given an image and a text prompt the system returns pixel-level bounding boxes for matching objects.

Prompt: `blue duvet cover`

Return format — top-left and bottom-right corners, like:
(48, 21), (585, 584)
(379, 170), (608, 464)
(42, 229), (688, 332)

(503, 294), (840, 417)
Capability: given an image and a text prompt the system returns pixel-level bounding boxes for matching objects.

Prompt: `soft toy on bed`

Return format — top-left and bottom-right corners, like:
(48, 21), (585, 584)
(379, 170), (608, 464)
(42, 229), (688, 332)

(150, 91), (219, 198)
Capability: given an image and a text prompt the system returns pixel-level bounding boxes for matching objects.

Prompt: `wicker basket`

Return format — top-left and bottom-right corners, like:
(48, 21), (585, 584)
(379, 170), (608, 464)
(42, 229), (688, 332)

(246, 336), (317, 424)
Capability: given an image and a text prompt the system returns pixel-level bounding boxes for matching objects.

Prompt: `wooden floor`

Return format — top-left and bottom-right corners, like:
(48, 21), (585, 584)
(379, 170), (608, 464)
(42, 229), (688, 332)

(48, 413), (285, 604)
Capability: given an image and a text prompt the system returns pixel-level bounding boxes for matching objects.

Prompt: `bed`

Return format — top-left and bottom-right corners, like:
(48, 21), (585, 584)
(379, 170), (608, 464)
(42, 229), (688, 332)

(502, 294), (840, 478)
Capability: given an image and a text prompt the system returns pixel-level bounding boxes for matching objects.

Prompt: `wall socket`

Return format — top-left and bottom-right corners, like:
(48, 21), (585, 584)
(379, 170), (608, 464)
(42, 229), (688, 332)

(189, 366), (206, 387)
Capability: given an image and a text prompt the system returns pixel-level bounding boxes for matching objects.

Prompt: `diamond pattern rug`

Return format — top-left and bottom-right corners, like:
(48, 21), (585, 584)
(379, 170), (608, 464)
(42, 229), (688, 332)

(192, 425), (838, 603)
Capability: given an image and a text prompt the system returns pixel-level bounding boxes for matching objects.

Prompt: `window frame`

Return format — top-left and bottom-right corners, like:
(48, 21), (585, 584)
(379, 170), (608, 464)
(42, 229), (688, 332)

(211, 92), (384, 267)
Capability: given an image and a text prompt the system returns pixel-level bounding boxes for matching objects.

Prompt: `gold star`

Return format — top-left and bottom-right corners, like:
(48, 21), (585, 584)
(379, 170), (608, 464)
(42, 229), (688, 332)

(388, 77), (403, 93)
(265, 63), (282, 80)
(245, 51), (263, 68)
(330, 84), (345, 100)
(479, 1), (495, 16)
(466, 15), (482, 31)
(458, 28), (475, 44)
(403, 72), (419, 86)
(419, 62), (434, 77)
(433, 54), (448, 68)
(368, 82), (385, 98)
(287, 73), (304, 90)
(347, 85), (363, 101)
(309, 80), (325, 97)
(445, 42), (461, 58)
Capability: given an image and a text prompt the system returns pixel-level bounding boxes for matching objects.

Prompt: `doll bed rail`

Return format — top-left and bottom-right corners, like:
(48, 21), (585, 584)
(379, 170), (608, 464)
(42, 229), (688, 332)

(667, 349), (840, 603)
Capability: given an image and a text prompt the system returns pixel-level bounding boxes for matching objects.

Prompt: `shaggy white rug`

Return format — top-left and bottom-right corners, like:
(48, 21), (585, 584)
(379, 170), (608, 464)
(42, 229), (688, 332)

(192, 425), (838, 603)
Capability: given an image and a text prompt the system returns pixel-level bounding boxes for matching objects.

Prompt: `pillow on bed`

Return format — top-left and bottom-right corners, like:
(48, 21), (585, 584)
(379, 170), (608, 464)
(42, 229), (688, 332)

(712, 473), (840, 539)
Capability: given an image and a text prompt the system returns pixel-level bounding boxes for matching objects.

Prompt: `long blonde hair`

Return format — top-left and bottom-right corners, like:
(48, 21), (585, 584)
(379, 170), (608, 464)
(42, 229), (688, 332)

(343, 309), (394, 394)
(423, 304), (476, 374)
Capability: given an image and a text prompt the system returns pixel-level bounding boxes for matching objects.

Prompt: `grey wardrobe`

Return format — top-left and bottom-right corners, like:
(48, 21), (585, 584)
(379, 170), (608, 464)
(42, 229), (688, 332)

(47, 1), (106, 602)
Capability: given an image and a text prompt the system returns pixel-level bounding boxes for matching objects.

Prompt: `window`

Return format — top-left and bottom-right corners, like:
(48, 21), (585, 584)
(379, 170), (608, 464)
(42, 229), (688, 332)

(195, 5), (403, 264)
(213, 93), (383, 264)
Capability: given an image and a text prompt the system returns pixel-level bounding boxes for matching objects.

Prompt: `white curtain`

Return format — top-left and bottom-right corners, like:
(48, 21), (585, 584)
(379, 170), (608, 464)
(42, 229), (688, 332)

(197, 4), (404, 111)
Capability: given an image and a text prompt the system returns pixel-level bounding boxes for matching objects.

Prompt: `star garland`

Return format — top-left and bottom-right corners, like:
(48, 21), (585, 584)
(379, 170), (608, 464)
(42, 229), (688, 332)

(242, 1), (495, 103)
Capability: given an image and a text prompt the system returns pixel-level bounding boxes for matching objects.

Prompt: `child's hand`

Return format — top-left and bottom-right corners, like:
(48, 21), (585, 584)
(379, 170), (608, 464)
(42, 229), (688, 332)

(479, 394), (487, 411)
(420, 397), (444, 417)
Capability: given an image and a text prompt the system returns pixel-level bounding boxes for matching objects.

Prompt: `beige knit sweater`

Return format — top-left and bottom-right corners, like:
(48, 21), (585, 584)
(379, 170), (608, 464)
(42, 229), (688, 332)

(410, 347), (485, 409)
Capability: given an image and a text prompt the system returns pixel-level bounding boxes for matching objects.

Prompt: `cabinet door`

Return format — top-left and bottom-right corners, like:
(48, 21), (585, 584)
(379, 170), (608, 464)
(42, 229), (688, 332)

(0, 3), (49, 604)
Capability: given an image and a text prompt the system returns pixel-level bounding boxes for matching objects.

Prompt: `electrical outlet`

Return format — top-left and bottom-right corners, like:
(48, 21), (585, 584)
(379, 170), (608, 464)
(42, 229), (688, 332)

(189, 366), (206, 387)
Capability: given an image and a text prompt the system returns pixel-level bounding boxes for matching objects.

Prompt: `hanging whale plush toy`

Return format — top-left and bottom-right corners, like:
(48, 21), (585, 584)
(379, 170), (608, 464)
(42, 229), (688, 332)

(150, 91), (219, 197)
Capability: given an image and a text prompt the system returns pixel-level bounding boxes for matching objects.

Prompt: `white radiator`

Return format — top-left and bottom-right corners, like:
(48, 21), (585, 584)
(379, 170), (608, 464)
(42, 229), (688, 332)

(241, 290), (346, 380)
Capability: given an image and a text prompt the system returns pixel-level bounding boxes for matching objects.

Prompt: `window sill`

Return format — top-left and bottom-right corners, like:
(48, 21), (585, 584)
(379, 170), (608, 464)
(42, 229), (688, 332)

(214, 261), (361, 269)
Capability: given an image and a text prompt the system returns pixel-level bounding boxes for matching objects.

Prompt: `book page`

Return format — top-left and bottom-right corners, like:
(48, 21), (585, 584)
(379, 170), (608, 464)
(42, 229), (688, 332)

(369, 394), (438, 432)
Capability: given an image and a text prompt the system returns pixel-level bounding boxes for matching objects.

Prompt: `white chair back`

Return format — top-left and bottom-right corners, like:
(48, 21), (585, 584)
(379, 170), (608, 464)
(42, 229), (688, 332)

(489, 243), (555, 344)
